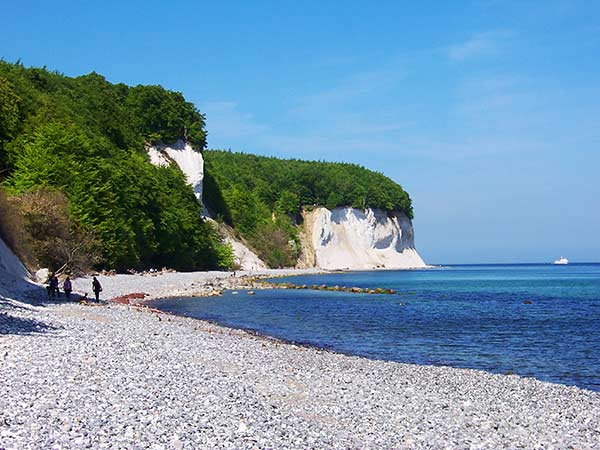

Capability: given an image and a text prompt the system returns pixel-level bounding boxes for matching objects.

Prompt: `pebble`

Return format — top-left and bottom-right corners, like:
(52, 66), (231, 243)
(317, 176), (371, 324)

(1, 270), (599, 448)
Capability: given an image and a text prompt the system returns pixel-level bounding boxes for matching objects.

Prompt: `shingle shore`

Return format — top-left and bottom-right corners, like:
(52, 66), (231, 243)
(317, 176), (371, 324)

(1, 273), (599, 449)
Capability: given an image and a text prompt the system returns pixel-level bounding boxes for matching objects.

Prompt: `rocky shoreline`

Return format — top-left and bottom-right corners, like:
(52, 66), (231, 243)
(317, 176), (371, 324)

(1, 270), (600, 448)
(68, 269), (322, 305)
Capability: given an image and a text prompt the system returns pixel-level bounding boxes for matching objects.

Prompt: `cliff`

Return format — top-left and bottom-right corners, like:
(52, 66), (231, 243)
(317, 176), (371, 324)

(147, 142), (266, 270)
(1, 62), (427, 272)
(299, 207), (426, 270)
(153, 145), (426, 270)
(203, 150), (421, 269)
(147, 140), (208, 215)
(0, 61), (229, 271)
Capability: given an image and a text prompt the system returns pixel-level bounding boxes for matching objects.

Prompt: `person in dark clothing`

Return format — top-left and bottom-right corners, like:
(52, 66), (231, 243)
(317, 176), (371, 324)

(63, 276), (72, 301)
(92, 276), (102, 302)
(47, 273), (59, 298)
(51, 275), (60, 297)
(45, 273), (54, 298)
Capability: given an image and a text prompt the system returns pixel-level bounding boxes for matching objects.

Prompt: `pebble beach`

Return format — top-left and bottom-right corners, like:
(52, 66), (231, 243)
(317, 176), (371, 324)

(1, 270), (600, 449)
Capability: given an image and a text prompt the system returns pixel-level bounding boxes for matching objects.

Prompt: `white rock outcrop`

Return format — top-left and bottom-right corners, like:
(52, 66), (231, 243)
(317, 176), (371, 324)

(0, 238), (29, 281)
(147, 140), (206, 210)
(301, 207), (426, 270)
(148, 141), (268, 270)
(147, 144), (424, 271)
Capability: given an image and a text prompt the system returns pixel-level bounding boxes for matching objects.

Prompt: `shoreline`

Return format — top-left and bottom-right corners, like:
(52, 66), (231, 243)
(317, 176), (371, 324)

(2, 269), (600, 448)
(69, 268), (326, 305)
(137, 303), (600, 395)
(70, 265), (437, 306)
(141, 273), (598, 394)
(48, 267), (600, 391)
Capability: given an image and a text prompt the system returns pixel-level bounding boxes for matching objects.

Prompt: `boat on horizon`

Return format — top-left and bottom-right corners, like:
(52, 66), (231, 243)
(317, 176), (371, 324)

(553, 257), (569, 265)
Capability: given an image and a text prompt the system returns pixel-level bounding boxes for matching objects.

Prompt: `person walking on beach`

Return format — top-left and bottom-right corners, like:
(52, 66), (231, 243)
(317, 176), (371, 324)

(45, 273), (54, 298)
(92, 276), (102, 302)
(52, 274), (60, 297)
(63, 276), (72, 301)
(47, 273), (59, 298)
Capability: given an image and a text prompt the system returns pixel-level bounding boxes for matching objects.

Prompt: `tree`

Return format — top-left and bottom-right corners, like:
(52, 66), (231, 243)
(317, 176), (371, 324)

(0, 61), (230, 272)
(0, 77), (20, 170)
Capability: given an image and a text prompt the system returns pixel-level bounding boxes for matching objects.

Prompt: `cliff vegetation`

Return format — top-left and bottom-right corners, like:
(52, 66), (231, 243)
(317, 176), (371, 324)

(203, 150), (413, 268)
(0, 60), (231, 272)
(0, 60), (415, 272)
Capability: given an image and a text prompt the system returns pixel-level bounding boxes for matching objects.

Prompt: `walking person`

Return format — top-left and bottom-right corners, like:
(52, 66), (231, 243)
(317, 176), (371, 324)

(47, 273), (59, 298)
(92, 276), (102, 302)
(63, 276), (72, 301)
(45, 273), (54, 298)
(51, 274), (60, 297)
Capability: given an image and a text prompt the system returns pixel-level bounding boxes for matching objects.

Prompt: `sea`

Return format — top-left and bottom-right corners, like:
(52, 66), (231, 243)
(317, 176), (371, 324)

(149, 263), (600, 391)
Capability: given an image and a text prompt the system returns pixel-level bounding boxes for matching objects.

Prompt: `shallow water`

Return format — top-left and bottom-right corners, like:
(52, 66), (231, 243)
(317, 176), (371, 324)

(150, 264), (600, 391)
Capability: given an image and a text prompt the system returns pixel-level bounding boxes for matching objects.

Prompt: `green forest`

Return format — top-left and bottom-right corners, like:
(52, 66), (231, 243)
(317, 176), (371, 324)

(0, 60), (414, 271)
(203, 150), (413, 267)
(0, 60), (231, 272)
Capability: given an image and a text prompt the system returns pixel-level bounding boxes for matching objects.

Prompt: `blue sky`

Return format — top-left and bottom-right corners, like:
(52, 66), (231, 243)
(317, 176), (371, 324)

(2, 0), (599, 263)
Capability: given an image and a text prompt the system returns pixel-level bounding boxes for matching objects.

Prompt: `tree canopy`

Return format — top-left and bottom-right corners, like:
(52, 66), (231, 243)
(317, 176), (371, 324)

(204, 150), (413, 218)
(0, 60), (416, 271)
(0, 60), (229, 272)
(203, 150), (413, 267)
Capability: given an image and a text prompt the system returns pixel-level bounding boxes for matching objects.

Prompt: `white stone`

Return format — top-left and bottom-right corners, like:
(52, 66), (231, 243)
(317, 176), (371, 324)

(35, 268), (50, 283)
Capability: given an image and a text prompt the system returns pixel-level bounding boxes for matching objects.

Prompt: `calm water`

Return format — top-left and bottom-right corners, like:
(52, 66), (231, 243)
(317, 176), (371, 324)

(150, 264), (600, 391)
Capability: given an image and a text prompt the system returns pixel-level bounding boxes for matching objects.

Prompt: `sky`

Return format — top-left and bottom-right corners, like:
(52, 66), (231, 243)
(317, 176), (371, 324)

(2, 0), (599, 263)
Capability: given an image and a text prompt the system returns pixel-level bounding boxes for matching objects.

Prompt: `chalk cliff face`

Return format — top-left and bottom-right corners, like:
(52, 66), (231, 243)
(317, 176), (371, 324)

(147, 144), (424, 271)
(300, 207), (426, 270)
(0, 238), (29, 281)
(204, 218), (268, 271)
(224, 237), (268, 271)
(148, 141), (268, 270)
(147, 140), (206, 211)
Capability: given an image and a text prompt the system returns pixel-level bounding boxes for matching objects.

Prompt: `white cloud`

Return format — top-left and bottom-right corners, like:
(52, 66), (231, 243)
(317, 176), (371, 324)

(447, 30), (514, 61)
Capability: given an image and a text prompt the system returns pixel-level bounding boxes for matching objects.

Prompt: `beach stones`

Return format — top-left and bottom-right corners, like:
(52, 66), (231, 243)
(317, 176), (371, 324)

(273, 282), (397, 296)
(2, 267), (599, 448)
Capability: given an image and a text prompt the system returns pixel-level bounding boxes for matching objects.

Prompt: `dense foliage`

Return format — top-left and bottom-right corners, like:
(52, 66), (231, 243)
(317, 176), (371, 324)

(0, 61), (230, 271)
(0, 60), (416, 271)
(204, 150), (413, 267)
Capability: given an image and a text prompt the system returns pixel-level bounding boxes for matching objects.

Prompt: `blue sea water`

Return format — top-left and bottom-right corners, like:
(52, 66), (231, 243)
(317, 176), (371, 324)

(149, 264), (600, 391)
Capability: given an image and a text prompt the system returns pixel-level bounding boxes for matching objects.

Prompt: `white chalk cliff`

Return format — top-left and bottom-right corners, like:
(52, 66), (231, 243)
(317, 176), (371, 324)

(224, 236), (268, 271)
(205, 219), (267, 271)
(0, 238), (29, 281)
(147, 141), (268, 270)
(299, 207), (426, 270)
(147, 143), (424, 271)
(147, 139), (207, 212)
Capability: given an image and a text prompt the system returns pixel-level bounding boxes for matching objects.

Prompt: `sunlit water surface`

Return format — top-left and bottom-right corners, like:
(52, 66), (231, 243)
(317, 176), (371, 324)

(150, 264), (600, 391)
